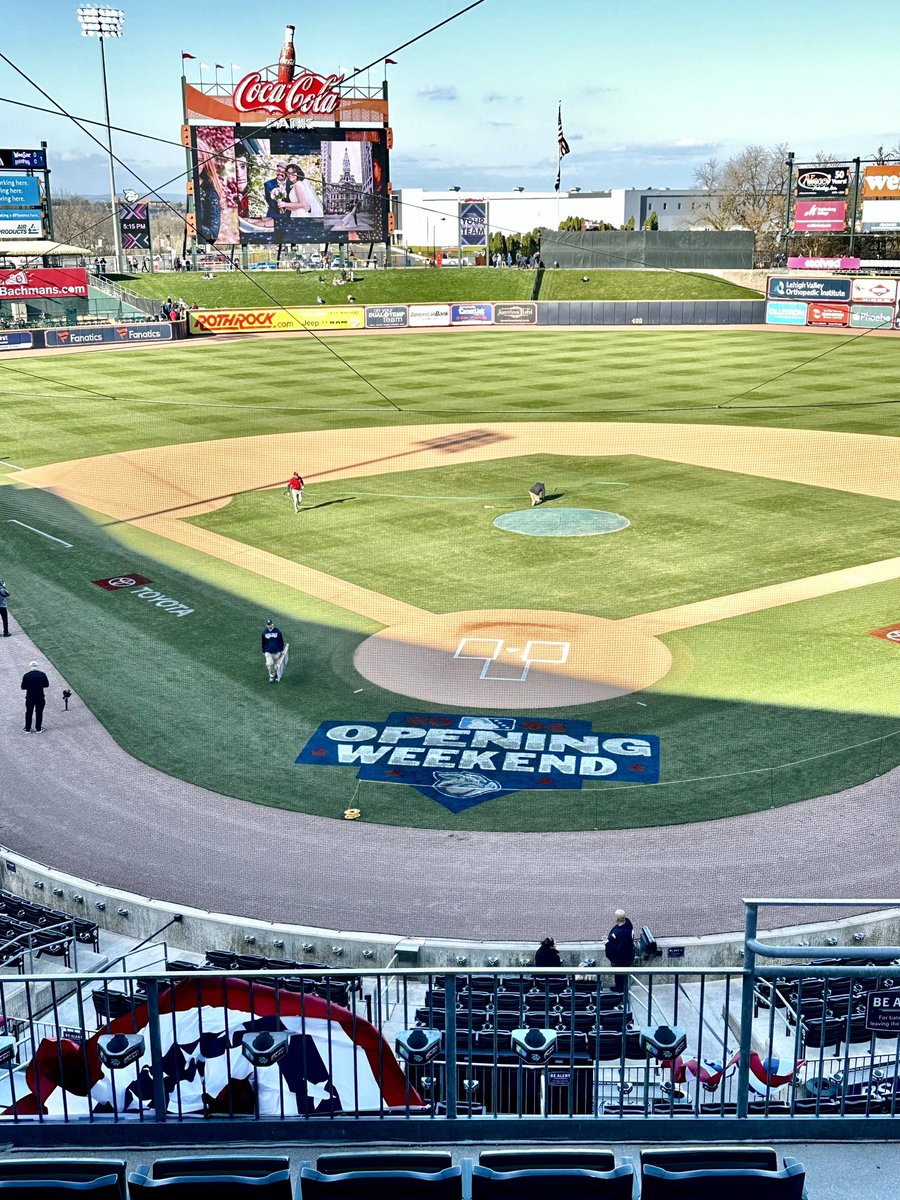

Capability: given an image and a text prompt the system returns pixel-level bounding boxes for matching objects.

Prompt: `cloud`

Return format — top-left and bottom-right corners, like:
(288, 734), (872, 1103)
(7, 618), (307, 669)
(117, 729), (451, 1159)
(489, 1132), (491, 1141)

(487, 121), (513, 128)
(417, 85), (458, 101)
(484, 91), (507, 103)
(580, 85), (618, 96)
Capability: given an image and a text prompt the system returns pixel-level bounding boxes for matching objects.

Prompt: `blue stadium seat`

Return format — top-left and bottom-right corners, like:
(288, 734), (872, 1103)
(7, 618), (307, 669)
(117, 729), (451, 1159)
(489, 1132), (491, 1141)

(479, 1151), (616, 1172)
(641, 1162), (807, 1199)
(315, 1154), (453, 1175)
(142, 1157), (290, 1180)
(0, 1163), (125, 1197)
(0, 1181), (122, 1198)
(640, 1147), (778, 1173)
(299, 1166), (462, 1200)
(471, 1163), (636, 1200)
(128, 1164), (292, 1199)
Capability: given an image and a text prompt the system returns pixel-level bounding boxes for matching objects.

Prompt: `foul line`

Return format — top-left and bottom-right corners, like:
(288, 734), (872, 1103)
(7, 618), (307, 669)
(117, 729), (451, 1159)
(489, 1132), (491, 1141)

(0, 459), (23, 471)
(6, 519), (72, 547)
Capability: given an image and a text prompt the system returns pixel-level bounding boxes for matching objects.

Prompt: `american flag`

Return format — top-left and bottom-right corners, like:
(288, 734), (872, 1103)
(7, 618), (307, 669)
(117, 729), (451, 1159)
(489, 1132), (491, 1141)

(555, 104), (570, 192)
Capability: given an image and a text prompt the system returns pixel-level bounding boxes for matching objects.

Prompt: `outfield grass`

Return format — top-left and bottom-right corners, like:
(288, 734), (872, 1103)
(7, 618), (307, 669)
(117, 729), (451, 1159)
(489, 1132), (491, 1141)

(118, 266), (758, 308)
(3, 327), (900, 831)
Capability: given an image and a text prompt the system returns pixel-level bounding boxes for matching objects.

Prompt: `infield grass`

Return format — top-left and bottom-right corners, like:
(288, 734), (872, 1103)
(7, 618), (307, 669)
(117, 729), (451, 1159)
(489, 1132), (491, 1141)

(2, 327), (900, 830)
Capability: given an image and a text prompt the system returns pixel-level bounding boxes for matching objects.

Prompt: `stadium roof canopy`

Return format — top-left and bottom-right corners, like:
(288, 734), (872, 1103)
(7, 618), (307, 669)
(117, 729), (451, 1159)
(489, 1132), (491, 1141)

(0, 240), (95, 257)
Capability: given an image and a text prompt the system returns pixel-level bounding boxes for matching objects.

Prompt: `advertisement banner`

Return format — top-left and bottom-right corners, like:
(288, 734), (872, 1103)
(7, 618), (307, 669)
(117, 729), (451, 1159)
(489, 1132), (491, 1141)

(189, 306), (365, 334)
(794, 200), (846, 232)
(863, 167), (900, 197)
(45, 322), (174, 348)
(0, 175), (40, 206)
(183, 82), (388, 128)
(851, 277), (898, 304)
(849, 304), (894, 329)
(0, 331), (33, 351)
(787, 256), (860, 270)
(408, 303), (450, 327)
(807, 302), (850, 327)
(458, 201), (487, 248)
(768, 276), (851, 301)
(0, 268), (88, 299)
(494, 302), (538, 324)
(862, 199), (900, 231)
(118, 200), (151, 251)
(365, 305), (408, 328)
(766, 300), (808, 325)
(869, 622), (900, 643)
(0, 210), (42, 238)
(0, 148), (46, 170)
(795, 165), (852, 197)
(450, 302), (493, 324)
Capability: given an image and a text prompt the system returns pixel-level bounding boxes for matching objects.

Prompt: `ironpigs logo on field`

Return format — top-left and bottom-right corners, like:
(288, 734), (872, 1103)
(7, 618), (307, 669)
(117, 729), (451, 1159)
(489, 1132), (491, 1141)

(297, 713), (660, 812)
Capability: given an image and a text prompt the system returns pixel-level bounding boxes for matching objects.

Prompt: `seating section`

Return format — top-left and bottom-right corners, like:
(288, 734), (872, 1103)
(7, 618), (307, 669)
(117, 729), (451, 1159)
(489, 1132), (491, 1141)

(0, 1149), (809, 1199)
(0, 890), (99, 962)
(202, 951), (360, 1009)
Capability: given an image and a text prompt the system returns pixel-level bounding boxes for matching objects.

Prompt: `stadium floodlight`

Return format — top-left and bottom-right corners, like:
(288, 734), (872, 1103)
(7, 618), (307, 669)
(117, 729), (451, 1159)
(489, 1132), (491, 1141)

(395, 1027), (442, 1065)
(76, 7), (125, 272)
(512, 186), (525, 192)
(98, 1032), (144, 1070)
(76, 7), (125, 36)
(241, 1030), (290, 1068)
(639, 1024), (688, 1060)
(511, 1027), (557, 1066)
(448, 185), (461, 192)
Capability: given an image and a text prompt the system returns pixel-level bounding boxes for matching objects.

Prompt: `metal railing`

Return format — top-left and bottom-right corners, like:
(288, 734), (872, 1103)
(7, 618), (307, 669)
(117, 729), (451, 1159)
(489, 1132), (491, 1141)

(0, 901), (896, 1136)
(87, 273), (158, 317)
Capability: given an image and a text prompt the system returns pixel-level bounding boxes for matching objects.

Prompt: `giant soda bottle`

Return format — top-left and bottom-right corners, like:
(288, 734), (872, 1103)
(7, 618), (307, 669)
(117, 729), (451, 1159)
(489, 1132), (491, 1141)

(277, 25), (296, 83)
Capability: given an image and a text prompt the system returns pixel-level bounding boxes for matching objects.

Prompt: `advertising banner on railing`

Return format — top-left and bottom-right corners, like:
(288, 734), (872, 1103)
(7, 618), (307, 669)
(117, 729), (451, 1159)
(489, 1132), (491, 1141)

(365, 305), (408, 328)
(849, 304), (894, 329)
(793, 200), (846, 232)
(45, 322), (174, 348)
(787, 256), (860, 271)
(795, 165), (852, 197)
(862, 199), (900, 231)
(0, 330), (33, 351)
(765, 300), (808, 325)
(0, 268), (88, 299)
(190, 307), (365, 334)
(807, 302), (850, 327)
(450, 302), (493, 324)
(767, 276), (851, 301)
(408, 303), (450, 327)
(494, 302), (538, 324)
(851, 277), (898, 304)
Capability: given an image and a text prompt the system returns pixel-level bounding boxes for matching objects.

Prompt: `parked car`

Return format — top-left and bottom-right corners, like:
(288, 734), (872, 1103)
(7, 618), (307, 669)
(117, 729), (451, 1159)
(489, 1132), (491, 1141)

(249, 261), (279, 270)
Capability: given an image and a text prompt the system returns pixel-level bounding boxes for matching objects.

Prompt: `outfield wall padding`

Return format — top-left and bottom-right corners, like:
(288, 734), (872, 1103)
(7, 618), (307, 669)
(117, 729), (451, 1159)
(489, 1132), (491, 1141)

(537, 299), (765, 325)
(541, 228), (756, 270)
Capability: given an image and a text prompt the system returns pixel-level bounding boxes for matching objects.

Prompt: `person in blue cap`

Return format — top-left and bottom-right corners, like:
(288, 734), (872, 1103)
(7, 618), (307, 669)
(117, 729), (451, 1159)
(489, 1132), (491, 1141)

(261, 619), (285, 683)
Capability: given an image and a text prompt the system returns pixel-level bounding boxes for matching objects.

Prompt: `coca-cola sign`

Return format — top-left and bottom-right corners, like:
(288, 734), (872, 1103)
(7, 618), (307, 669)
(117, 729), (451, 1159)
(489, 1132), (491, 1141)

(232, 71), (343, 118)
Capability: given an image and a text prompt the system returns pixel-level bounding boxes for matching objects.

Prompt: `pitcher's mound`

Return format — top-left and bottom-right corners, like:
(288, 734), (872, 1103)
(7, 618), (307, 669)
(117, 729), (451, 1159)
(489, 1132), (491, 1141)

(354, 609), (672, 709)
(494, 508), (630, 537)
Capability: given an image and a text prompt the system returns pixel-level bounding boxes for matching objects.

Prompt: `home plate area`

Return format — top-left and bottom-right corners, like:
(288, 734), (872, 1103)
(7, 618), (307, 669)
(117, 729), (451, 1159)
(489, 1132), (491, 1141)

(352, 608), (673, 709)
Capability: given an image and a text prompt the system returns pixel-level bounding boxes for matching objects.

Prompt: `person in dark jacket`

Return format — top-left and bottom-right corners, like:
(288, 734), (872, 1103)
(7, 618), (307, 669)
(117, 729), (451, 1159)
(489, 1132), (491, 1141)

(534, 937), (561, 967)
(0, 579), (9, 636)
(21, 660), (49, 733)
(605, 909), (635, 995)
(261, 619), (286, 683)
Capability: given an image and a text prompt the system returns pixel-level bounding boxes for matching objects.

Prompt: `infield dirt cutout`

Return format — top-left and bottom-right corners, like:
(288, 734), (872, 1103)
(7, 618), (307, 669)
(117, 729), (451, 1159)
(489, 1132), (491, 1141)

(16, 421), (900, 709)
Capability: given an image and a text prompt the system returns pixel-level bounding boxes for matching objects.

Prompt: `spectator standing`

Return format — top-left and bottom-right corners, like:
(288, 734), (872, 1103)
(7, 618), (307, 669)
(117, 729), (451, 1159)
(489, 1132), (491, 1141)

(0, 579), (9, 636)
(534, 936), (561, 967)
(21, 660), (49, 733)
(605, 908), (635, 995)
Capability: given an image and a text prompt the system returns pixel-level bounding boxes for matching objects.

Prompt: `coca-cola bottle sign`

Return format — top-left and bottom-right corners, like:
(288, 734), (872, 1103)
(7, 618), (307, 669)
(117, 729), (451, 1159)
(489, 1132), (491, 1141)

(232, 70), (343, 117)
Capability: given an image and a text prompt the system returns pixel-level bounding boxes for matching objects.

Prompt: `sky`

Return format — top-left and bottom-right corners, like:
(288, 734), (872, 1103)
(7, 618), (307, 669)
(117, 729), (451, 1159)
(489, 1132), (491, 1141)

(1, 0), (898, 200)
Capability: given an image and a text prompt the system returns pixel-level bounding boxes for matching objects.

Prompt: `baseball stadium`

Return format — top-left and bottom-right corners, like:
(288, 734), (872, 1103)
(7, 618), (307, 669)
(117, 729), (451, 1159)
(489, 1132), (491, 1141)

(2, 1), (900, 1183)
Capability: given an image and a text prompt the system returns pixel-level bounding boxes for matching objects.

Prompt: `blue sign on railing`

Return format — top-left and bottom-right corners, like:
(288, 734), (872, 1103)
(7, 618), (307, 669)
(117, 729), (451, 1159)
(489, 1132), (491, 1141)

(297, 712), (660, 811)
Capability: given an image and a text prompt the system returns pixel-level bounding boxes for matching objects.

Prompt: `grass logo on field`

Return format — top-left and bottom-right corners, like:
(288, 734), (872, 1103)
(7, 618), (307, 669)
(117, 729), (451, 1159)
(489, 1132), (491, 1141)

(296, 712), (660, 812)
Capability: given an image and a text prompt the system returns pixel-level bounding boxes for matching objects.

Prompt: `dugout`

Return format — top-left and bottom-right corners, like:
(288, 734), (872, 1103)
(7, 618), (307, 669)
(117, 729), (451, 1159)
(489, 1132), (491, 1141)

(541, 229), (755, 271)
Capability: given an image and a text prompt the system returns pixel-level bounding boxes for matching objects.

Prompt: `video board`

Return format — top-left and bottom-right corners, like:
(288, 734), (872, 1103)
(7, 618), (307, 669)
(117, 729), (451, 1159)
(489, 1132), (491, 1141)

(193, 125), (388, 246)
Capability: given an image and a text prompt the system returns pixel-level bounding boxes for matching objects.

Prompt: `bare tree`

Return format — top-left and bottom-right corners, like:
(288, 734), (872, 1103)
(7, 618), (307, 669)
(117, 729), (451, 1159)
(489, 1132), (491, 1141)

(49, 192), (115, 252)
(691, 144), (790, 245)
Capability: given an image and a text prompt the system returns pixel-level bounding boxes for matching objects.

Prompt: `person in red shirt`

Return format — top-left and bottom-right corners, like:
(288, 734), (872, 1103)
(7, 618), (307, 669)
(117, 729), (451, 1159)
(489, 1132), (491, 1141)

(288, 471), (304, 513)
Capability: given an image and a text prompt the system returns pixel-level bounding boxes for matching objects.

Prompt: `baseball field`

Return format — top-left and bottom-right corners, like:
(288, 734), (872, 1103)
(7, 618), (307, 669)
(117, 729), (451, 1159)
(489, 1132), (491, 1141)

(2, 323), (900, 832)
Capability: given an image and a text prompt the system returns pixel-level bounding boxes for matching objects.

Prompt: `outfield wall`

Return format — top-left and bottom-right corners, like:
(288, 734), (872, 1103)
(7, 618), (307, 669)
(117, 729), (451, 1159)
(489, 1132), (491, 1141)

(187, 298), (765, 336)
(0, 319), (186, 353)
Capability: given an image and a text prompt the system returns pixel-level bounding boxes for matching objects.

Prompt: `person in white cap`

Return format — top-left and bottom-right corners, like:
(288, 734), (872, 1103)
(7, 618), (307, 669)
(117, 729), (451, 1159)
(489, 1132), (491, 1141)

(21, 660), (49, 733)
(605, 908), (635, 995)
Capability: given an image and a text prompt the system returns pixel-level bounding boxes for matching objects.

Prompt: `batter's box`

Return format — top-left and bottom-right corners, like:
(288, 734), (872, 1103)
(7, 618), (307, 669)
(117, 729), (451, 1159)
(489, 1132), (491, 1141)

(453, 636), (572, 682)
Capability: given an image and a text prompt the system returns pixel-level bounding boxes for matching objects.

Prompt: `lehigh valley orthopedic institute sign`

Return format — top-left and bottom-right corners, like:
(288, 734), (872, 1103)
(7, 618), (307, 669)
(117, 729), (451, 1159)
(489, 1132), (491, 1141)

(297, 713), (660, 812)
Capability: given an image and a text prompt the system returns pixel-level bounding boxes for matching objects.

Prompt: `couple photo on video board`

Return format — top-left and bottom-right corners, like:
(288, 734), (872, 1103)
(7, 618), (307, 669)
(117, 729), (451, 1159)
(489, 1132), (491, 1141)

(194, 125), (385, 246)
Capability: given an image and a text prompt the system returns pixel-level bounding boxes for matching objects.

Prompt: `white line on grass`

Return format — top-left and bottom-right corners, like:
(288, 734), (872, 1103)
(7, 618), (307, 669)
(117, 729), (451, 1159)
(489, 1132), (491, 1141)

(6, 520), (72, 547)
(0, 460), (23, 470)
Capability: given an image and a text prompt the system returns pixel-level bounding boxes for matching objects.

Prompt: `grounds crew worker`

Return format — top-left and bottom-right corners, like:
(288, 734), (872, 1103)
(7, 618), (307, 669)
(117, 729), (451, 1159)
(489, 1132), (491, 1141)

(261, 619), (286, 684)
